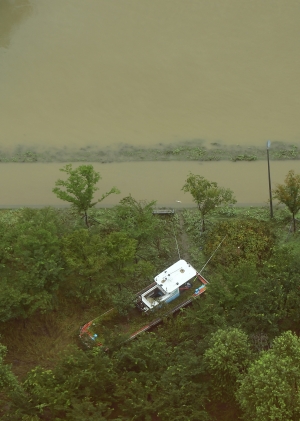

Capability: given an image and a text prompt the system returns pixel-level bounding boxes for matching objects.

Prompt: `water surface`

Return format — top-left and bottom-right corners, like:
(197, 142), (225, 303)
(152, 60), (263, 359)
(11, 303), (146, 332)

(1, 0), (299, 150)
(0, 161), (296, 207)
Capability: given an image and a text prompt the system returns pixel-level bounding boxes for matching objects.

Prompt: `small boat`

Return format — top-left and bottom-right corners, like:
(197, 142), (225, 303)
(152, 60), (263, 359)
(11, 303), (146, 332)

(79, 259), (208, 348)
(135, 259), (207, 312)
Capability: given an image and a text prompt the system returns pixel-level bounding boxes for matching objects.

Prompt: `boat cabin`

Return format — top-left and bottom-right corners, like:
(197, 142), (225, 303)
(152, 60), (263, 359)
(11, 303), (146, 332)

(136, 259), (197, 312)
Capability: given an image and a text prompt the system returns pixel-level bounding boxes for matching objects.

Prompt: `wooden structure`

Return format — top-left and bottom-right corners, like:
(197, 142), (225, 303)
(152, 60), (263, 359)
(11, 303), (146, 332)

(152, 209), (175, 215)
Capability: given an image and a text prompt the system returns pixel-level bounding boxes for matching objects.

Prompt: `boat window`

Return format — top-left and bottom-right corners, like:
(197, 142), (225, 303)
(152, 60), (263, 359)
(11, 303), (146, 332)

(145, 287), (165, 299)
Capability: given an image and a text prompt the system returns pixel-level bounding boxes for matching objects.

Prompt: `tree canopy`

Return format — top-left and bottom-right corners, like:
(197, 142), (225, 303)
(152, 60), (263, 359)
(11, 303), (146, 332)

(0, 209), (64, 321)
(237, 331), (300, 421)
(3, 172), (300, 420)
(273, 170), (300, 232)
(182, 173), (236, 231)
(204, 328), (252, 401)
(52, 164), (120, 227)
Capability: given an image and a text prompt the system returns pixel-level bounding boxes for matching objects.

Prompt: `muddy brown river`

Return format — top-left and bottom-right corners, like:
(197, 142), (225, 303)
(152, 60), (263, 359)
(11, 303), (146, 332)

(0, 0), (299, 206)
(0, 161), (297, 207)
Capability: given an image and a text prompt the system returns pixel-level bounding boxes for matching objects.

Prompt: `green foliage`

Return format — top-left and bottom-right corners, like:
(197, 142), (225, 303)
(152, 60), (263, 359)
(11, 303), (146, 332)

(62, 229), (138, 302)
(182, 173), (236, 231)
(237, 331), (300, 421)
(0, 342), (19, 392)
(90, 196), (174, 275)
(111, 288), (136, 316)
(115, 196), (157, 241)
(274, 145), (299, 159)
(204, 219), (276, 268)
(114, 196), (171, 263)
(6, 346), (116, 420)
(0, 209), (64, 321)
(218, 205), (237, 217)
(273, 170), (300, 232)
(199, 262), (281, 336)
(62, 229), (107, 272)
(3, 197), (300, 420)
(198, 243), (300, 346)
(113, 334), (209, 421)
(61, 229), (109, 301)
(204, 328), (252, 402)
(52, 164), (119, 226)
(104, 231), (137, 276)
(154, 343), (209, 421)
(182, 209), (203, 243)
(261, 246), (300, 333)
(0, 341), (26, 419)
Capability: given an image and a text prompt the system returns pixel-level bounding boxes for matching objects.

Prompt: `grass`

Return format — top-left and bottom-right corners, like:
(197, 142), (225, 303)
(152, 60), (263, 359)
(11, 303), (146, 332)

(0, 296), (108, 379)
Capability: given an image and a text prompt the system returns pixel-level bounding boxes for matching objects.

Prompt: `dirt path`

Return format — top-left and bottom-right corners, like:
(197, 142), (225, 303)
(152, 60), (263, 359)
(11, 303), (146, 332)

(177, 212), (191, 262)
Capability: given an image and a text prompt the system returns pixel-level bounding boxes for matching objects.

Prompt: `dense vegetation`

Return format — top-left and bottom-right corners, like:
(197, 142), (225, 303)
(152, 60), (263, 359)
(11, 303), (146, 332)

(0, 168), (300, 420)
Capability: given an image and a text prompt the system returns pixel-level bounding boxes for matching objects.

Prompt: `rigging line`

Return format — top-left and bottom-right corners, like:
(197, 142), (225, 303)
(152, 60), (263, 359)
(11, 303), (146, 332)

(199, 235), (227, 274)
(171, 218), (181, 260)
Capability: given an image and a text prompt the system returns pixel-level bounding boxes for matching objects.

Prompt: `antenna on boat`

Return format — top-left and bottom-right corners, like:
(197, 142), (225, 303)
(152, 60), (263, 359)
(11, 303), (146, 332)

(199, 235), (227, 274)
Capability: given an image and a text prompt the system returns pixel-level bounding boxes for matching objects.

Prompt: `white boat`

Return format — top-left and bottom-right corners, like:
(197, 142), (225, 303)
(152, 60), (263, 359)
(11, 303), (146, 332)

(136, 259), (207, 312)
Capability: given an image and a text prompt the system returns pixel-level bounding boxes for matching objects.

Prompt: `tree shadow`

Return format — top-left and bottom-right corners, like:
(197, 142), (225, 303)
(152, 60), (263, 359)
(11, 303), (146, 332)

(0, 0), (33, 48)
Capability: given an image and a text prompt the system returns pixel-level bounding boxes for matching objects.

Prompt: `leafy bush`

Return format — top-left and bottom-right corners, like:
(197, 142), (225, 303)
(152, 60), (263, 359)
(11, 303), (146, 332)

(203, 219), (276, 268)
(111, 289), (136, 316)
(218, 206), (237, 217)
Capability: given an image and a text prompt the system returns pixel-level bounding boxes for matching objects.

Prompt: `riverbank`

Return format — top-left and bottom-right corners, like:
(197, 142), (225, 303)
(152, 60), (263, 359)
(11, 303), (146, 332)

(0, 140), (299, 163)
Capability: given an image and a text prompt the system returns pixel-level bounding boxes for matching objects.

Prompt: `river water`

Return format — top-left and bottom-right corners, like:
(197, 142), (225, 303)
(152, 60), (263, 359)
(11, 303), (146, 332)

(0, 0), (300, 206)
(0, 161), (297, 207)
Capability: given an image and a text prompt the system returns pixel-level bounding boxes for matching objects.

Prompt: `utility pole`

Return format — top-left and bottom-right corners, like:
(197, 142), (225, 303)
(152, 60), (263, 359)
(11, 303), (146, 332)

(266, 140), (273, 218)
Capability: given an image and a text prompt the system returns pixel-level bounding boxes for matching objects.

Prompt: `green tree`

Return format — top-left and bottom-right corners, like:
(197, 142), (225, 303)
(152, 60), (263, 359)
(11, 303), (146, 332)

(61, 229), (109, 301)
(273, 170), (300, 233)
(114, 195), (170, 263)
(261, 246), (300, 334)
(154, 344), (209, 421)
(113, 335), (209, 421)
(52, 164), (119, 227)
(203, 219), (276, 268)
(237, 331), (300, 421)
(209, 264), (258, 325)
(204, 328), (252, 403)
(182, 173), (236, 231)
(113, 334), (171, 421)
(0, 342), (19, 392)
(103, 230), (156, 294)
(200, 261), (285, 336)
(87, 195), (173, 281)
(0, 209), (64, 321)
(0, 341), (26, 418)
(6, 346), (116, 420)
(111, 288), (136, 316)
(62, 229), (142, 303)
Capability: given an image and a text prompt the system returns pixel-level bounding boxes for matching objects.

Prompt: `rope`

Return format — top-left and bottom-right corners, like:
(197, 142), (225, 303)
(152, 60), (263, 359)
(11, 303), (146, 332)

(172, 219), (181, 260)
(199, 235), (227, 274)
